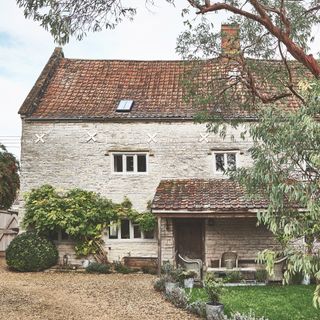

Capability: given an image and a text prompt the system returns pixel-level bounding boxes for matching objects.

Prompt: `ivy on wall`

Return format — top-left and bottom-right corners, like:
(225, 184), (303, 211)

(23, 185), (156, 261)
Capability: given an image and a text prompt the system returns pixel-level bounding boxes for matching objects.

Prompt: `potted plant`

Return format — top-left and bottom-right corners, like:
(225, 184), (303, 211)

(204, 276), (224, 320)
(162, 262), (180, 294)
(179, 270), (198, 289)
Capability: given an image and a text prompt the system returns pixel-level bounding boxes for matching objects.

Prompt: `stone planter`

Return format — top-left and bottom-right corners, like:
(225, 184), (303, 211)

(206, 302), (224, 320)
(165, 282), (178, 294)
(183, 278), (194, 289)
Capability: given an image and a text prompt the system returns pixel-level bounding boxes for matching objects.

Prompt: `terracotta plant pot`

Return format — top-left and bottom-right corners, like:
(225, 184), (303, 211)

(206, 302), (224, 320)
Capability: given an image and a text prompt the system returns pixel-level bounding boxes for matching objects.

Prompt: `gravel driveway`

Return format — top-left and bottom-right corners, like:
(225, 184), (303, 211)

(0, 259), (196, 320)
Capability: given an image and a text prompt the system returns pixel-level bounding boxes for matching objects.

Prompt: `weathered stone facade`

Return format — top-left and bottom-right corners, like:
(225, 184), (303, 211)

(159, 217), (278, 267)
(20, 119), (278, 265)
(20, 120), (253, 212)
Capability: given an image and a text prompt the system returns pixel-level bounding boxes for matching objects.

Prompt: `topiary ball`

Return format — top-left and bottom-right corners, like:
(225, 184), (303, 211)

(6, 232), (58, 272)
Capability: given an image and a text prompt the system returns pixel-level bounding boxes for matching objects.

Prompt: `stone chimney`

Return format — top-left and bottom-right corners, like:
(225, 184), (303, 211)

(221, 24), (240, 57)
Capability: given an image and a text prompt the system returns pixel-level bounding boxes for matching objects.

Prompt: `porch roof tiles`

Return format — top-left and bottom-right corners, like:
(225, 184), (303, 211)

(152, 179), (268, 213)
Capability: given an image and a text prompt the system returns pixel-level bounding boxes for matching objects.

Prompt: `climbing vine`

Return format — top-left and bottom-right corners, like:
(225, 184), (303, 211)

(23, 185), (156, 261)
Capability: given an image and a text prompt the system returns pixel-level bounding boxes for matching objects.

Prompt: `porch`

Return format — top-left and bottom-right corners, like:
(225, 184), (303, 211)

(157, 216), (278, 272)
(152, 179), (280, 278)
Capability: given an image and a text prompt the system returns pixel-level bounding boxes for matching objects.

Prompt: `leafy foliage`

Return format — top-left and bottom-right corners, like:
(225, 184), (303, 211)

(165, 287), (188, 309)
(0, 144), (19, 210)
(113, 261), (136, 274)
(225, 271), (242, 283)
(204, 274), (223, 304)
(186, 300), (207, 318)
(153, 277), (166, 292)
(6, 232), (58, 272)
(86, 262), (111, 274)
(229, 80), (320, 305)
(255, 269), (268, 283)
(23, 185), (156, 260)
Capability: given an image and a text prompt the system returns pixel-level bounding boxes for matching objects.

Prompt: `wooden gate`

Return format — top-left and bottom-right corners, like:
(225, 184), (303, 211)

(0, 210), (19, 255)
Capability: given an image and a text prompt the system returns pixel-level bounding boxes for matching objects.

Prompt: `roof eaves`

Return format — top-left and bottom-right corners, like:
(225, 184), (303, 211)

(18, 47), (64, 117)
(22, 115), (260, 122)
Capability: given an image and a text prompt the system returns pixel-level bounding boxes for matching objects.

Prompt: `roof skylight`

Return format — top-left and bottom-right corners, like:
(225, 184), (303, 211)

(116, 100), (134, 112)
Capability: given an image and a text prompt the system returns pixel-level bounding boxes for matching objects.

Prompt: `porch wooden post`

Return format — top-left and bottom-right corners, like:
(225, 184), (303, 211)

(157, 216), (162, 276)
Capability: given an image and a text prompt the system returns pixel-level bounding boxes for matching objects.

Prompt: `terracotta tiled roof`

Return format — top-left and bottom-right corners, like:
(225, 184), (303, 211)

(19, 48), (304, 120)
(152, 179), (268, 212)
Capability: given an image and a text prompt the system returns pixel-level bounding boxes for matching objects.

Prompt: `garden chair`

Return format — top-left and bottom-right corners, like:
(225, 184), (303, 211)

(220, 251), (238, 269)
(177, 253), (203, 280)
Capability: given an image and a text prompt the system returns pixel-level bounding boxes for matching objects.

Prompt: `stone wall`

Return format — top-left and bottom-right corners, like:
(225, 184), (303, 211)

(20, 120), (253, 214)
(19, 119), (254, 261)
(204, 217), (279, 267)
(160, 218), (175, 264)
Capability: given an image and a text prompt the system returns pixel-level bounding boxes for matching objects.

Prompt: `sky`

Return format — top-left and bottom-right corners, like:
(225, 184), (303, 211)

(0, 0), (198, 159)
(0, 0), (319, 159)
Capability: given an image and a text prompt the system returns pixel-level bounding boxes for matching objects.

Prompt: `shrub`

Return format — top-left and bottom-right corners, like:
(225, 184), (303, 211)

(165, 287), (188, 309)
(6, 232), (58, 272)
(141, 266), (157, 275)
(154, 277), (166, 292)
(256, 269), (268, 283)
(187, 300), (207, 317)
(161, 262), (184, 283)
(178, 270), (198, 281)
(204, 276), (223, 304)
(289, 271), (304, 285)
(225, 271), (242, 283)
(86, 262), (111, 274)
(113, 261), (135, 274)
(226, 312), (269, 320)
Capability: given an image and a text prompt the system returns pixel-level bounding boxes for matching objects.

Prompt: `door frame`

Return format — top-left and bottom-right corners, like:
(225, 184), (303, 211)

(173, 218), (205, 263)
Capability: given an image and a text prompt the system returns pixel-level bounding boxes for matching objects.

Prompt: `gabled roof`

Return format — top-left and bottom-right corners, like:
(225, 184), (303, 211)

(152, 179), (268, 213)
(19, 48), (303, 121)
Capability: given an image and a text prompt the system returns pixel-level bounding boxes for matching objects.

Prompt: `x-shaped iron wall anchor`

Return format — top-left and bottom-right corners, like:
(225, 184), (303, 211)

(199, 133), (209, 143)
(35, 133), (45, 143)
(86, 131), (97, 142)
(147, 133), (158, 143)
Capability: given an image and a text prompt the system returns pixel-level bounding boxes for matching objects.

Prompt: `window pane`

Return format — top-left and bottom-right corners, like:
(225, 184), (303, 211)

(144, 230), (154, 239)
(133, 224), (142, 238)
(126, 155), (134, 172)
(215, 154), (225, 172)
(137, 155), (147, 172)
(61, 230), (71, 241)
(227, 153), (236, 170)
(121, 220), (130, 239)
(48, 230), (59, 241)
(109, 222), (118, 239)
(114, 155), (123, 172)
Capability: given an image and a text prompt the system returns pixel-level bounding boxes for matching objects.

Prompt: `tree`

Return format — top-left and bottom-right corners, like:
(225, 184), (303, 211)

(16, 0), (320, 104)
(229, 80), (320, 305)
(0, 144), (19, 210)
(186, 0), (320, 78)
(16, 0), (320, 303)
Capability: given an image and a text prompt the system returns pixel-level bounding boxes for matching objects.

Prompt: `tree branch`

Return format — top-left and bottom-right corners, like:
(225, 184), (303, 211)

(188, 0), (320, 78)
(187, 0), (265, 25)
(278, 41), (305, 104)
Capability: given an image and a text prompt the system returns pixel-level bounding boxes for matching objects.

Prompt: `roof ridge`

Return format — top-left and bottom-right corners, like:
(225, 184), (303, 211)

(18, 47), (64, 116)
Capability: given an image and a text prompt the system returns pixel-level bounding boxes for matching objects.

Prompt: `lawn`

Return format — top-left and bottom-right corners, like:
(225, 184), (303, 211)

(186, 285), (320, 320)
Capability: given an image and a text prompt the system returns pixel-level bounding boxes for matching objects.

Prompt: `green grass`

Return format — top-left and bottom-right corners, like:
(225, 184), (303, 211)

(186, 285), (320, 320)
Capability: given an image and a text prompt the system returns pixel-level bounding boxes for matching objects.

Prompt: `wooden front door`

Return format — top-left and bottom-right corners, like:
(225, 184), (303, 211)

(175, 219), (203, 260)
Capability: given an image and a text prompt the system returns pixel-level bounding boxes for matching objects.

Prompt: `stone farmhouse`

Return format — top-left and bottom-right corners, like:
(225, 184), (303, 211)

(19, 25), (294, 274)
